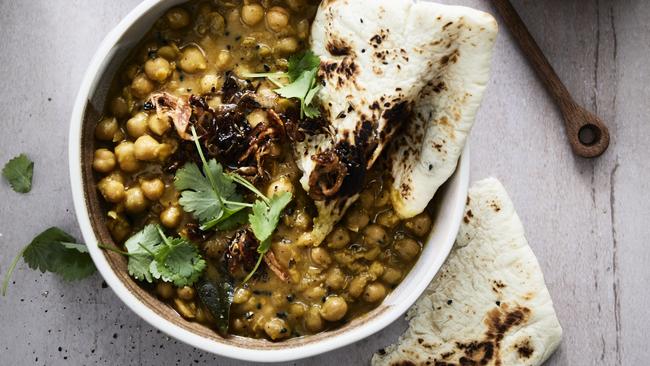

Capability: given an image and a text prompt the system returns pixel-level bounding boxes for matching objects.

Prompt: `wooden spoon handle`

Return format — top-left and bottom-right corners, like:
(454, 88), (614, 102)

(491, 0), (610, 158)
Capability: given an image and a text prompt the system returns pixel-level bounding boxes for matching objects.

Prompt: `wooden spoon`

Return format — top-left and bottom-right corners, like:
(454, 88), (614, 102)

(491, 0), (610, 158)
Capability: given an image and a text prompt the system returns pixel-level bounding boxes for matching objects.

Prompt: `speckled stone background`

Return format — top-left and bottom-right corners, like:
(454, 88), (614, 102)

(0, 0), (648, 365)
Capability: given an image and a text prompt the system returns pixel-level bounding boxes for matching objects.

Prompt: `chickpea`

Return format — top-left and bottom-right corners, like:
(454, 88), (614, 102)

(285, 0), (306, 12)
(160, 205), (182, 228)
(266, 176), (294, 197)
(264, 317), (289, 340)
(310, 247), (331, 267)
(345, 207), (370, 232)
(233, 288), (252, 304)
(140, 178), (165, 200)
(266, 7), (290, 33)
(382, 267), (402, 285)
(131, 74), (155, 98)
(363, 224), (388, 247)
(241, 3), (265, 26)
(348, 275), (369, 298)
(369, 261), (385, 278)
(176, 286), (196, 300)
(288, 303), (307, 317)
(124, 187), (148, 214)
(394, 238), (421, 261)
(108, 216), (131, 242)
(275, 37), (299, 55)
(302, 285), (327, 302)
(375, 189), (390, 207)
(327, 227), (351, 249)
(200, 12), (226, 37)
(377, 209), (400, 229)
(126, 112), (149, 138)
(157, 44), (179, 60)
(98, 177), (125, 203)
(320, 296), (348, 322)
(358, 190), (374, 210)
(165, 7), (190, 29)
(148, 114), (170, 136)
(325, 267), (346, 290)
(247, 109), (268, 127)
(404, 213), (433, 237)
(200, 74), (220, 94)
(157, 143), (174, 161)
(134, 135), (161, 161)
(144, 57), (172, 81)
(179, 47), (207, 73)
(156, 282), (174, 299)
(92, 148), (116, 173)
(110, 97), (130, 118)
(362, 282), (387, 303)
(95, 117), (119, 141)
(305, 305), (323, 332)
(284, 210), (312, 231)
(215, 50), (232, 71)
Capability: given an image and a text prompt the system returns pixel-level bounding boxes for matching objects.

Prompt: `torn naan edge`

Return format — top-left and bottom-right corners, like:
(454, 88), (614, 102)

(295, 0), (498, 245)
(372, 178), (563, 366)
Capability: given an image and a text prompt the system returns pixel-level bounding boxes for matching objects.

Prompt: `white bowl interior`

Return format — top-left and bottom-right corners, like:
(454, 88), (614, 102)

(69, 0), (470, 362)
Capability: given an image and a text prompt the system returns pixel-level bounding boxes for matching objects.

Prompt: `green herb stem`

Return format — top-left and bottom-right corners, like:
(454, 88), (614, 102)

(97, 244), (130, 256)
(229, 174), (270, 204)
(1, 245), (28, 296)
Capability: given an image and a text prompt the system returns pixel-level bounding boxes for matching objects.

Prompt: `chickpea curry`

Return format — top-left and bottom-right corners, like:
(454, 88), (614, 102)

(92, 0), (433, 341)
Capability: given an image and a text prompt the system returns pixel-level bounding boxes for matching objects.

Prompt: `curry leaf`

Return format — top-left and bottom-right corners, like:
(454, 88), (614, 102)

(2, 154), (34, 193)
(197, 274), (234, 336)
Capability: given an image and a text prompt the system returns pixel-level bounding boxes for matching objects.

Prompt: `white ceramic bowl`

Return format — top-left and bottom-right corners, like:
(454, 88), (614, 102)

(68, 0), (469, 362)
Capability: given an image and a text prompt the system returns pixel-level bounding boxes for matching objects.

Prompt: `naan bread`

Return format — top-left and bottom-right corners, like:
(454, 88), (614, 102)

(372, 178), (563, 366)
(295, 0), (498, 245)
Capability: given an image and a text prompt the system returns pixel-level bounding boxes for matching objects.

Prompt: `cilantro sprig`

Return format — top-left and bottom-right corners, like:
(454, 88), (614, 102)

(119, 224), (206, 287)
(175, 127), (293, 282)
(243, 51), (322, 118)
(243, 192), (292, 283)
(2, 227), (96, 296)
(2, 154), (34, 193)
(175, 127), (252, 231)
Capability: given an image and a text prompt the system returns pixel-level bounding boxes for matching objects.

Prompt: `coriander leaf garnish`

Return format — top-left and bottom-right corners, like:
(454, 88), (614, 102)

(150, 228), (206, 287)
(175, 127), (250, 227)
(244, 51), (322, 118)
(243, 192), (293, 283)
(2, 227), (96, 296)
(2, 153), (34, 193)
(249, 192), (293, 243)
(124, 224), (163, 282)
(121, 225), (206, 287)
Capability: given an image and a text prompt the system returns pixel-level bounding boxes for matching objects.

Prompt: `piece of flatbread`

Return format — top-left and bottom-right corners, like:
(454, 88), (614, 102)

(295, 0), (498, 245)
(372, 178), (563, 366)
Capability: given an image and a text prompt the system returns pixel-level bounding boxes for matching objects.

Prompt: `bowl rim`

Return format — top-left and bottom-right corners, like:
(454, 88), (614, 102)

(68, 0), (470, 362)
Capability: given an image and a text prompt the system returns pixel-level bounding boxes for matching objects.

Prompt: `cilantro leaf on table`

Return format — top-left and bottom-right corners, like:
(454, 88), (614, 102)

(243, 51), (322, 118)
(2, 227), (96, 296)
(2, 154), (34, 193)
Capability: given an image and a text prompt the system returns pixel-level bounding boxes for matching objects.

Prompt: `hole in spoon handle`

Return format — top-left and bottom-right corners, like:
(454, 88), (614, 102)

(564, 106), (610, 158)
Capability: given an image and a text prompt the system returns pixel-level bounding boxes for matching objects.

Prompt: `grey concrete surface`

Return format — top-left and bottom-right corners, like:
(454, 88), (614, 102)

(0, 0), (648, 365)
